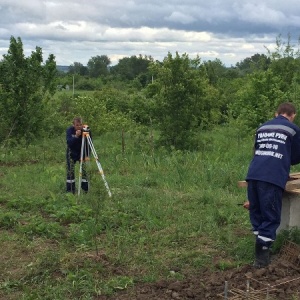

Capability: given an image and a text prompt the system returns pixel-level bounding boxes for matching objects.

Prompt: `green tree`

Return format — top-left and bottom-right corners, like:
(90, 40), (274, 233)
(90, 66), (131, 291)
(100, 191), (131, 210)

(67, 94), (133, 134)
(87, 55), (111, 78)
(228, 69), (286, 130)
(227, 35), (300, 131)
(68, 62), (88, 76)
(236, 53), (271, 75)
(201, 59), (242, 120)
(0, 36), (57, 145)
(266, 35), (300, 92)
(111, 55), (153, 84)
(201, 59), (227, 86)
(148, 52), (218, 150)
(44, 54), (58, 94)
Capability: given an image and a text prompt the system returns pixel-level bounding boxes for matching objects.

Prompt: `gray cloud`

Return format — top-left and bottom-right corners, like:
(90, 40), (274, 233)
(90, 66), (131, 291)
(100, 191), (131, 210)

(0, 0), (300, 66)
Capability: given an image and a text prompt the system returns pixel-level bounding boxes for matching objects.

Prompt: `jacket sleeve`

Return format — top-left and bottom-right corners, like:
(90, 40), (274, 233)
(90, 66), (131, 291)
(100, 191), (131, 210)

(291, 131), (300, 165)
(66, 127), (79, 148)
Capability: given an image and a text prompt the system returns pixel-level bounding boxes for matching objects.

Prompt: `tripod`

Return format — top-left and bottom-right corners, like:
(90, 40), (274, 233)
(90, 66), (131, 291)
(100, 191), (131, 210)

(78, 125), (112, 197)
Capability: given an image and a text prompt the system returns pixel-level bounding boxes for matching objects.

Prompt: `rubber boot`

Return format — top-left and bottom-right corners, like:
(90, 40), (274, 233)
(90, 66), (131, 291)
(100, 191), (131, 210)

(66, 181), (76, 194)
(253, 243), (270, 268)
(81, 180), (89, 193)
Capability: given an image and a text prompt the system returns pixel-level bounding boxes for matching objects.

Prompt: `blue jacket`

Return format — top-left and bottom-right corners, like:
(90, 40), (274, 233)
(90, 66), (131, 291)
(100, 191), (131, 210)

(246, 115), (300, 189)
(66, 126), (83, 161)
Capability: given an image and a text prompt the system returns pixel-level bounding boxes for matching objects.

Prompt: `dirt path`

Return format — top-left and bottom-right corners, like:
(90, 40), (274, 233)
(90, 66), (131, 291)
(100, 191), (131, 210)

(97, 245), (300, 300)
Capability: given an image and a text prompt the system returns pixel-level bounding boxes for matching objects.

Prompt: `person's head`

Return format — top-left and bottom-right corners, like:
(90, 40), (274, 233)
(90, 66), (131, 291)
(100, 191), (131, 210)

(276, 102), (296, 122)
(72, 117), (83, 131)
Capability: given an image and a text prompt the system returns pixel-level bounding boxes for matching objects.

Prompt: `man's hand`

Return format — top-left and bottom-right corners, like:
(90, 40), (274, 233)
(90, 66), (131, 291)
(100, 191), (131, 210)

(75, 129), (82, 137)
(243, 201), (250, 210)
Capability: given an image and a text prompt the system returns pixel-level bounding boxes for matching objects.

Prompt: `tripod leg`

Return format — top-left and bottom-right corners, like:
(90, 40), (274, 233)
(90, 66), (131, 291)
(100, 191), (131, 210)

(81, 162), (89, 192)
(86, 135), (112, 197)
(78, 134), (86, 196)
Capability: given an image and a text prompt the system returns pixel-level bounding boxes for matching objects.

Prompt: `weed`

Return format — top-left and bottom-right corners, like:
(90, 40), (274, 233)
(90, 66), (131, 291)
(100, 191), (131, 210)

(17, 216), (65, 239)
(2, 126), (293, 298)
(0, 211), (21, 229)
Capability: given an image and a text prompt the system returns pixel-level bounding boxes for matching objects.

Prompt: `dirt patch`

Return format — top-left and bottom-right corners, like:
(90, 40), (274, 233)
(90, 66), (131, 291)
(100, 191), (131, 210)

(98, 243), (300, 300)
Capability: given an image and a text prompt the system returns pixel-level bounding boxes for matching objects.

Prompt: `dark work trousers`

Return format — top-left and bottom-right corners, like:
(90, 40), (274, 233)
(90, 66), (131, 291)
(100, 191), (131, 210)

(247, 180), (283, 247)
(66, 155), (89, 193)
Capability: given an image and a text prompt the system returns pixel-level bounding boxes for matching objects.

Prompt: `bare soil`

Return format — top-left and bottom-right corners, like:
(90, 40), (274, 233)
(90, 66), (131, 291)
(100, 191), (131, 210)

(97, 254), (300, 300)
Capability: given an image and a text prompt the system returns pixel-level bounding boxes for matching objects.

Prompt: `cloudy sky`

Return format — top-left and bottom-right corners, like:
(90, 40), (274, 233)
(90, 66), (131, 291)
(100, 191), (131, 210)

(0, 0), (300, 67)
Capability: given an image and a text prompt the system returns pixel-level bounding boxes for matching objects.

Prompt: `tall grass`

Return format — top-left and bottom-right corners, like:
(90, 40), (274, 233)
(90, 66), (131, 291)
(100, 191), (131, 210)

(0, 125), (295, 299)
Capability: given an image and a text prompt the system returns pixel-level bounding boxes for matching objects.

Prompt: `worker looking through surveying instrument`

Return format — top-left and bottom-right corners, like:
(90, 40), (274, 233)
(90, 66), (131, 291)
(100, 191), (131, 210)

(246, 102), (300, 268)
(66, 117), (90, 194)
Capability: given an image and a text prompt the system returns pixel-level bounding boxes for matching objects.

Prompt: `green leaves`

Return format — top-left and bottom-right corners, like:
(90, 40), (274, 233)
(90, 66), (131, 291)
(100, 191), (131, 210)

(149, 52), (219, 150)
(87, 55), (111, 78)
(228, 69), (286, 130)
(0, 36), (57, 145)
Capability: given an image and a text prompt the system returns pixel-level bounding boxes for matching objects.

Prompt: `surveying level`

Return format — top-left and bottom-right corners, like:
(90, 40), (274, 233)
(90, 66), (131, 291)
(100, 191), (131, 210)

(78, 125), (112, 197)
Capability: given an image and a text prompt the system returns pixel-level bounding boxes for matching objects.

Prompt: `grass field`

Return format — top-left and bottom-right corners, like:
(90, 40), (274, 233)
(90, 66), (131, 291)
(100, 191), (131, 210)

(0, 126), (296, 299)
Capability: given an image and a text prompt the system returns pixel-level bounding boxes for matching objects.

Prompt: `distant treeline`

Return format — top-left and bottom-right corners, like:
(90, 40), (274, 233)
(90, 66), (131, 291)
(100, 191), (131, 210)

(1, 35), (300, 150)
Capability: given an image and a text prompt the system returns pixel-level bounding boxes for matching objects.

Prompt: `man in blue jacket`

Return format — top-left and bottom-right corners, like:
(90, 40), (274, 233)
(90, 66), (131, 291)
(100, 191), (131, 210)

(246, 102), (300, 268)
(66, 117), (89, 193)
